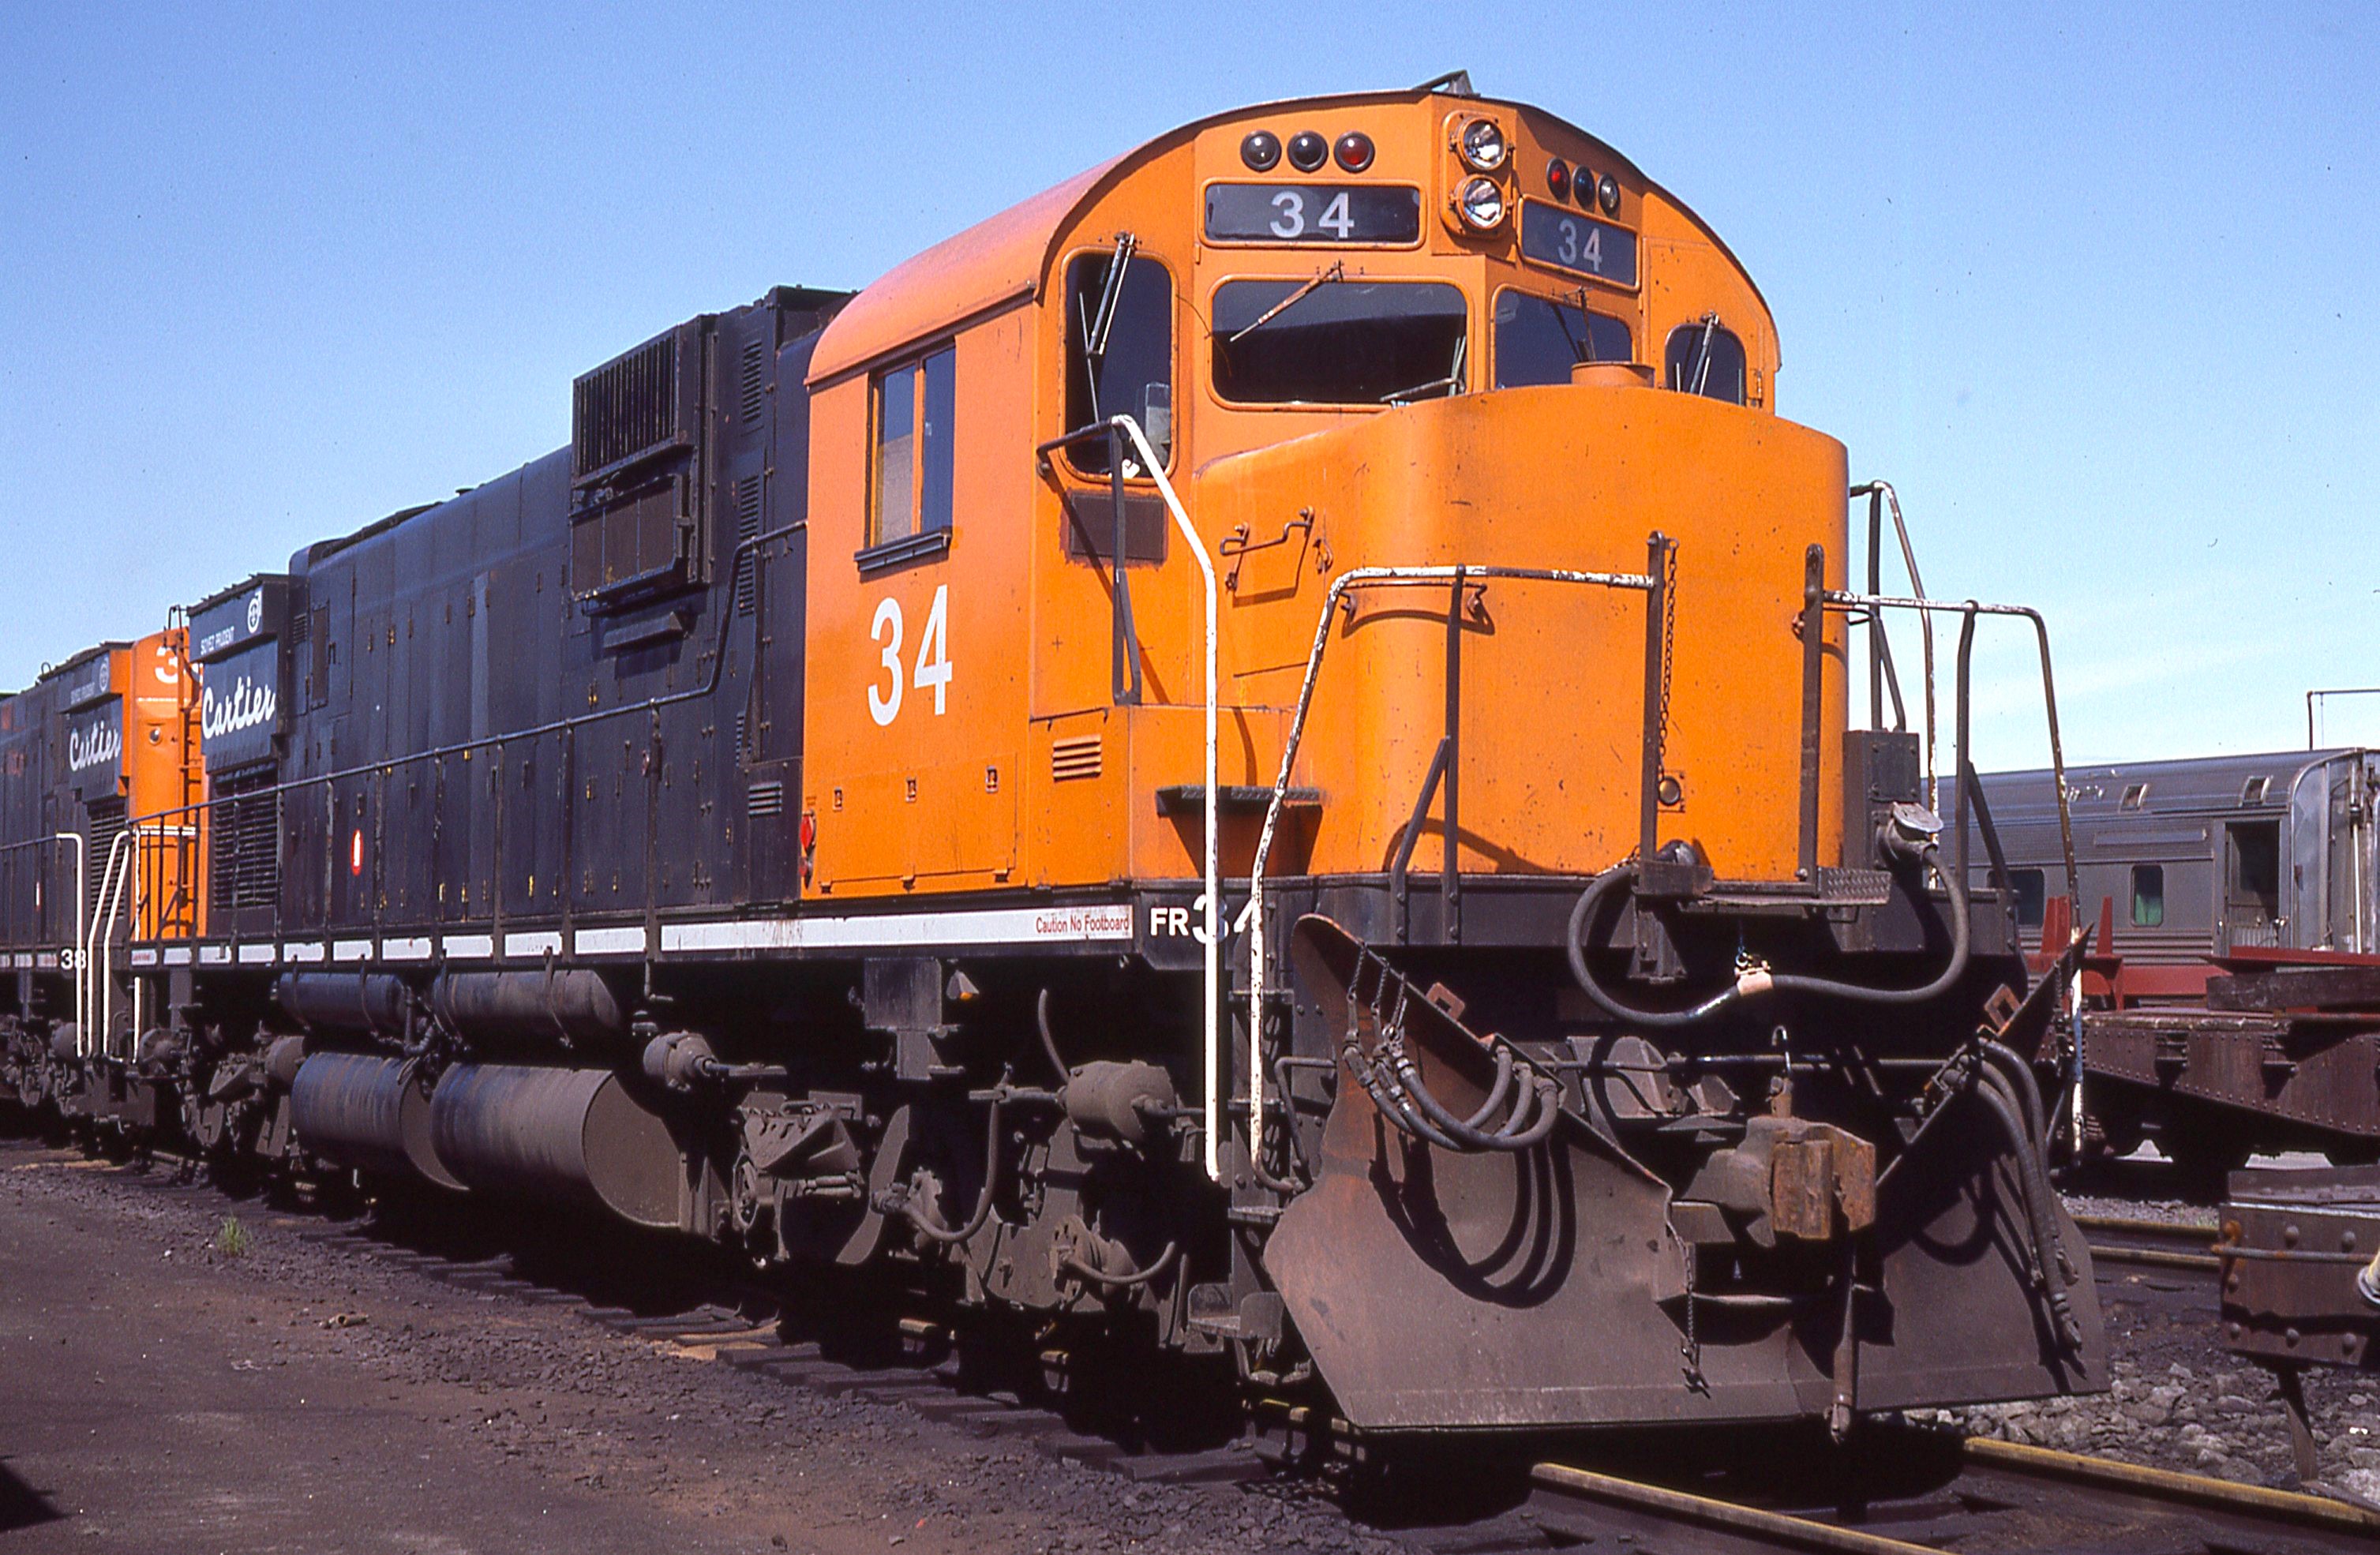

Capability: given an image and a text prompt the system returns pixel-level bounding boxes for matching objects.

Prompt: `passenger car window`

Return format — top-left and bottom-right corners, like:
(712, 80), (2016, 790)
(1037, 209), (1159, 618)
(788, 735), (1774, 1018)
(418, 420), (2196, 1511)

(871, 347), (955, 545)
(2009, 867), (2045, 928)
(1493, 290), (1633, 388)
(1211, 279), (1466, 405)
(1664, 317), (1745, 404)
(1064, 250), (1173, 474)
(2131, 864), (2164, 928)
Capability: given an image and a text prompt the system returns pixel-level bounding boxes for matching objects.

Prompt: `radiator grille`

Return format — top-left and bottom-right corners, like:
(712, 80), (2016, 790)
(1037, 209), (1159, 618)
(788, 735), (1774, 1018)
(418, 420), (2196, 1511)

(746, 779), (785, 818)
(1051, 735), (1103, 782)
(211, 769), (282, 912)
(572, 329), (688, 482)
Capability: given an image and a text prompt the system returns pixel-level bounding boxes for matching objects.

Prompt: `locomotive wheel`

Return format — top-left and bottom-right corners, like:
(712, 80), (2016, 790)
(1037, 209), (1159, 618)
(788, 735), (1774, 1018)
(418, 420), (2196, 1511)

(2086, 1104), (2146, 1161)
(2164, 1128), (2253, 1201)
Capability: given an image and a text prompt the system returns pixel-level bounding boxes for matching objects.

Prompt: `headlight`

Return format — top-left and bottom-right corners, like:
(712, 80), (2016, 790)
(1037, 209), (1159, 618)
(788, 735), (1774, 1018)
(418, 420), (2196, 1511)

(1597, 172), (1621, 214)
(1458, 175), (1505, 230)
(1457, 117), (1507, 171)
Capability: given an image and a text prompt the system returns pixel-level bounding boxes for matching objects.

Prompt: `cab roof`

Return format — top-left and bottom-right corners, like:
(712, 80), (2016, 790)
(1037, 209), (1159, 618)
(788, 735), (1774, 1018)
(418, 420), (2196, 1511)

(807, 87), (1756, 388)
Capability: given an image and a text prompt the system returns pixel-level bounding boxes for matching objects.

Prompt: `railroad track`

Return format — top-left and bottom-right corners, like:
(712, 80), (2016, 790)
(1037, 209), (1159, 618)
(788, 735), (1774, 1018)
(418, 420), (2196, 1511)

(17, 1137), (2378, 1554)
(2075, 1212), (2224, 1279)
(1522, 1435), (2380, 1553)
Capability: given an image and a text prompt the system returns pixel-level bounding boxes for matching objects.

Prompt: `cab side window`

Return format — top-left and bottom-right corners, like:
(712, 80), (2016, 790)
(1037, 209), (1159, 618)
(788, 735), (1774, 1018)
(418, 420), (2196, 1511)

(1064, 250), (1173, 474)
(1665, 317), (1746, 404)
(871, 346), (955, 545)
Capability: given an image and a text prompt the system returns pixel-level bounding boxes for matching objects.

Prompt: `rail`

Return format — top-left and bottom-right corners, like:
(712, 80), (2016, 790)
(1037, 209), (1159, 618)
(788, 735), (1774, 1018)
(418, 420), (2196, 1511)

(1245, 555), (1662, 1153)
(1108, 416), (1219, 1182)
(1817, 586), (2079, 910)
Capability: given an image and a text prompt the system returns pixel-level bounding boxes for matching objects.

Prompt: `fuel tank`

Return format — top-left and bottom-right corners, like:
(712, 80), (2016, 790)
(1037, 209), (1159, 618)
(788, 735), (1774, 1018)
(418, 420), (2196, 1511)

(426, 1064), (683, 1231)
(287, 1052), (466, 1190)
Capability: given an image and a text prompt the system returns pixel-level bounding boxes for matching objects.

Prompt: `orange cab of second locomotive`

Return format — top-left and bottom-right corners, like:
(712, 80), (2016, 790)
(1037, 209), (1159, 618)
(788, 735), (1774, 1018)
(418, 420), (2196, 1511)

(35, 631), (202, 959)
(800, 86), (1847, 902)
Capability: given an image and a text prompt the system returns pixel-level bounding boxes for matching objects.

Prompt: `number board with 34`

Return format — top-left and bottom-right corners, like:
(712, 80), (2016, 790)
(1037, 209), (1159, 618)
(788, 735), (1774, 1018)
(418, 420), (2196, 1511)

(1204, 184), (1422, 245)
(1518, 201), (1639, 287)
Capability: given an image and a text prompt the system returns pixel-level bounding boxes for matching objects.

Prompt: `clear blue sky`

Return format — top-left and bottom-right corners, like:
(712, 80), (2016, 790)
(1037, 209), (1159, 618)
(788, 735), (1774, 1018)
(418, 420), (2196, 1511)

(3, 2), (2372, 766)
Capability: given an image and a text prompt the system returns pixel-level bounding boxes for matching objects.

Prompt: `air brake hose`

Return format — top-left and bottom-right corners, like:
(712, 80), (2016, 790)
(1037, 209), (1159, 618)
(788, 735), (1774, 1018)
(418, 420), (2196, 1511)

(1565, 843), (1974, 1029)
(1059, 1239), (1181, 1290)
(900, 1097), (1004, 1246)
(1976, 1065), (2085, 1350)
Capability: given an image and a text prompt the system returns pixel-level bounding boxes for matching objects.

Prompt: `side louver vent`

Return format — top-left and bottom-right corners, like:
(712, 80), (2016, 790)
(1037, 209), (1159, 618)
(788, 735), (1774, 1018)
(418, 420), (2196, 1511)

(733, 474), (763, 616)
(739, 341), (767, 425)
(1051, 735), (1103, 783)
(747, 779), (785, 818)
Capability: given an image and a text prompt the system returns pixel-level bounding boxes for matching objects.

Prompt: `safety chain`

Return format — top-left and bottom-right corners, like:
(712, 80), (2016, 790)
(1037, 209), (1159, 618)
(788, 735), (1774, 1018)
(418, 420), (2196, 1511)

(1678, 1226), (1705, 1388)
(1656, 537), (1679, 760)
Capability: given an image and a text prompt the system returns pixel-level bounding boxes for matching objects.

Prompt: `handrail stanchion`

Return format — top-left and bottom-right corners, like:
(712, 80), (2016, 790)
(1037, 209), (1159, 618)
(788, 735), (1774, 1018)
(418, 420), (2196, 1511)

(1246, 560), (1658, 1184)
(1108, 416), (1219, 1182)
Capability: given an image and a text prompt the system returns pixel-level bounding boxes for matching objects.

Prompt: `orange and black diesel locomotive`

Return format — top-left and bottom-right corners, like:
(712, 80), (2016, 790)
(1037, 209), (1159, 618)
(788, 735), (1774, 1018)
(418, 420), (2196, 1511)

(0, 84), (2101, 1436)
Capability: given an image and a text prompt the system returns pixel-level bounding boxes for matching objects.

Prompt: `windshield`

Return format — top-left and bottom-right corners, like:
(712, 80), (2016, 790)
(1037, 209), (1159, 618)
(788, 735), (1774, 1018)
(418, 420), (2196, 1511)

(1210, 279), (1467, 405)
(1494, 291), (1634, 388)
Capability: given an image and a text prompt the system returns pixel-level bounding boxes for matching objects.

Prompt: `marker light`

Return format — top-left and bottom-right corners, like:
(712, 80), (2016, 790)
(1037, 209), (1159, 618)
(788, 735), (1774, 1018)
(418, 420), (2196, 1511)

(1458, 175), (1505, 230)
(1457, 118), (1507, 172)
(1574, 170), (1597, 208)
(1598, 173), (1621, 214)
(1241, 131), (1281, 171)
(1287, 130), (1328, 172)
(1546, 157), (1571, 201)
(1333, 131), (1374, 172)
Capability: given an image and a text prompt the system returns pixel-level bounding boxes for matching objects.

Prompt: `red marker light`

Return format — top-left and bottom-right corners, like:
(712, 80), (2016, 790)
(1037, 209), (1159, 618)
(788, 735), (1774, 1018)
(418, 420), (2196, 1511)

(349, 828), (365, 876)
(1333, 132), (1374, 173)
(797, 811), (817, 852)
(1546, 157), (1571, 201)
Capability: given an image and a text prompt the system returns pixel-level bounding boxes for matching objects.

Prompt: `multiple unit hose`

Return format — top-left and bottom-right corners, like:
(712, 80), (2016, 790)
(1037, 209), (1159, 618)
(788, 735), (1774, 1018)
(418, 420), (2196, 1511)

(1971, 1044), (2085, 1350)
(1564, 844), (1973, 1029)
(1344, 1032), (1561, 1152)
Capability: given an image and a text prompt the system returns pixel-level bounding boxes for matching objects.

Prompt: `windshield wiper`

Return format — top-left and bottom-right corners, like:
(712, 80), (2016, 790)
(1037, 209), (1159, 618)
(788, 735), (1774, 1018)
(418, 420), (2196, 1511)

(1379, 333), (1467, 405)
(1555, 287), (1597, 365)
(1224, 261), (1344, 347)
(1684, 311), (1720, 395)
(1076, 233), (1139, 421)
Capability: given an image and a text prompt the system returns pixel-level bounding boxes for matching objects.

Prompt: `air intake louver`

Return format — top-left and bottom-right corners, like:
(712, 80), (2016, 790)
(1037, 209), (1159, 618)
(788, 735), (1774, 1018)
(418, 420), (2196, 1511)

(747, 780), (785, 819)
(1051, 736), (1102, 782)
(212, 769), (283, 911)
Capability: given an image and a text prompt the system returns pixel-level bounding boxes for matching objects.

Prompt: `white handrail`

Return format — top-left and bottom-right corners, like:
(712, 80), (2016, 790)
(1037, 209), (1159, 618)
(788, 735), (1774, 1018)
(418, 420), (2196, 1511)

(51, 832), (85, 1042)
(1242, 564), (1656, 1164)
(1108, 415), (1221, 1182)
(85, 827), (136, 1060)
